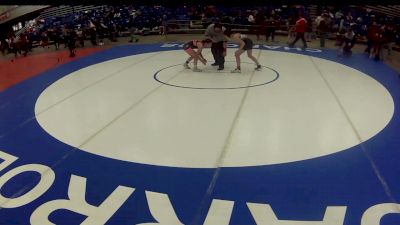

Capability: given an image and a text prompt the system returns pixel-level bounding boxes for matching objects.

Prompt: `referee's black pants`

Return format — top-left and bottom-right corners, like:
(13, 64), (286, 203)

(211, 41), (225, 67)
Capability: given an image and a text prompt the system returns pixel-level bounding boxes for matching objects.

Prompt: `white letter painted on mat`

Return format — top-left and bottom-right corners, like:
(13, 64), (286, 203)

(137, 191), (184, 225)
(227, 43), (239, 48)
(0, 150), (18, 172)
(203, 199), (234, 225)
(30, 175), (134, 225)
(0, 164), (55, 208)
(361, 203), (400, 225)
(247, 203), (346, 225)
(161, 43), (178, 47)
(263, 45), (281, 50)
(305, 48), (322, 53)
(284, 47), (303, 51)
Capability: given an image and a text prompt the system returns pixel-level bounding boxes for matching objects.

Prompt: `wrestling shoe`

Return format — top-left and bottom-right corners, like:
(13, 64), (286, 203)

(255, 65), (262, 71)
(183, 62), (191, 69)
(193, 67), (202, 72)
(231, 68), (241, 73)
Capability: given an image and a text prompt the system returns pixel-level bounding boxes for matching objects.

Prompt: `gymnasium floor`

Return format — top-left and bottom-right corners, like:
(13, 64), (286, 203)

(0, 37), (400, 225)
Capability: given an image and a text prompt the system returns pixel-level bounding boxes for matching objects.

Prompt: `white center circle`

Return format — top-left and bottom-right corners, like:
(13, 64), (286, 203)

(154, 62), (278, 89)
(35, 50), (395, 168)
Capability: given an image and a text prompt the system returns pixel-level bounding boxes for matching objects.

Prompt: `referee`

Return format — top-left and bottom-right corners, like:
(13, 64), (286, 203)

(205, 23), (228, 70)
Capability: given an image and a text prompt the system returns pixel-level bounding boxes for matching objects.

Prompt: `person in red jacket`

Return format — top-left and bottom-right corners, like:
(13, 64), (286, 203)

(365, 21), (379, 55)
(371, 25), (384, 61)
(20, 32), (29, 57)
(289, 13), (308, 49)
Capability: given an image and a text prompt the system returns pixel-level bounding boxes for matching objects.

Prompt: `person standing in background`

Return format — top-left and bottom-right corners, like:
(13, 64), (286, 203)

(66, 27), (77, 57)
(19, 32), (29, 56)
(266, 15), (277, 42)
(318, 13), (330, 48)
(365, 21), (379, 55)
(289, 13), (308, 49)
(0, 39), (5, 56)
(54, 27), (63, 50)
(255, 10), (265, 41)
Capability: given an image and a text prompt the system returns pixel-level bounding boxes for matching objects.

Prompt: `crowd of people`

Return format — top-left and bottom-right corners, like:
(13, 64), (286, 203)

(0, 5), (399, 61)
(313, 6), (400, 60)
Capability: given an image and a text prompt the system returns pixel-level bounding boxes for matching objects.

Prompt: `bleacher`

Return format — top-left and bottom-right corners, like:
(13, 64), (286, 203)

(38, 5), (107, 20)
(364, 5), (400, 18)
(16, 5), (107, 37)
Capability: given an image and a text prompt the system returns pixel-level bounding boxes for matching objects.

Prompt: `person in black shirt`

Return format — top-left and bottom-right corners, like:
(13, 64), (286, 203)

(266, 15), (277, 42)
(65, 27), (77, 57)
(318, 14), (330, 48)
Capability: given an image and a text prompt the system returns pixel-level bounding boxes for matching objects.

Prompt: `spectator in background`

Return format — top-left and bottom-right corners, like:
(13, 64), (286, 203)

(8, 35), (20, 58)
(27, 30), (33, 52)
(159, 14), (167, 35)
(109, 22), (118, 42)
(371, 24), (384, 61)
(365, 21), (379, 55)
(50, 27), (62, 50)
(341, 27), (356, 56)
(0, 39), (5, 56)
(289, 13), (308, 49)
(65, 27), (77, 57)
(76, 28), (85, 47)
(55, 28), (63, 50)
(97, 20), (107, 45)
(19, 32), (29, 56)
(335, 28), (346, 56)
(0, 40), (5, 56)
(62, 26), (69, 48)
(286, 16), (296, 43)
(4, 4), (399, 61)
(248, 10), (256, 35)
(394, 27), (400, 49)
(255, 10), (265, 41)
(128, 20), (140, 43)
(88, 20), (97, 46)
(346, 12), (353, 24)
(265, 15), (277, 42)
(382, 23), (396, 57)
(40, 31), (49, 48)
(305, 16), (313, 42)
(335, 10), (344, 20)
(47, 27), (57, 49)
(318, 13), (330, 48)
(315, 14), (322, 27)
